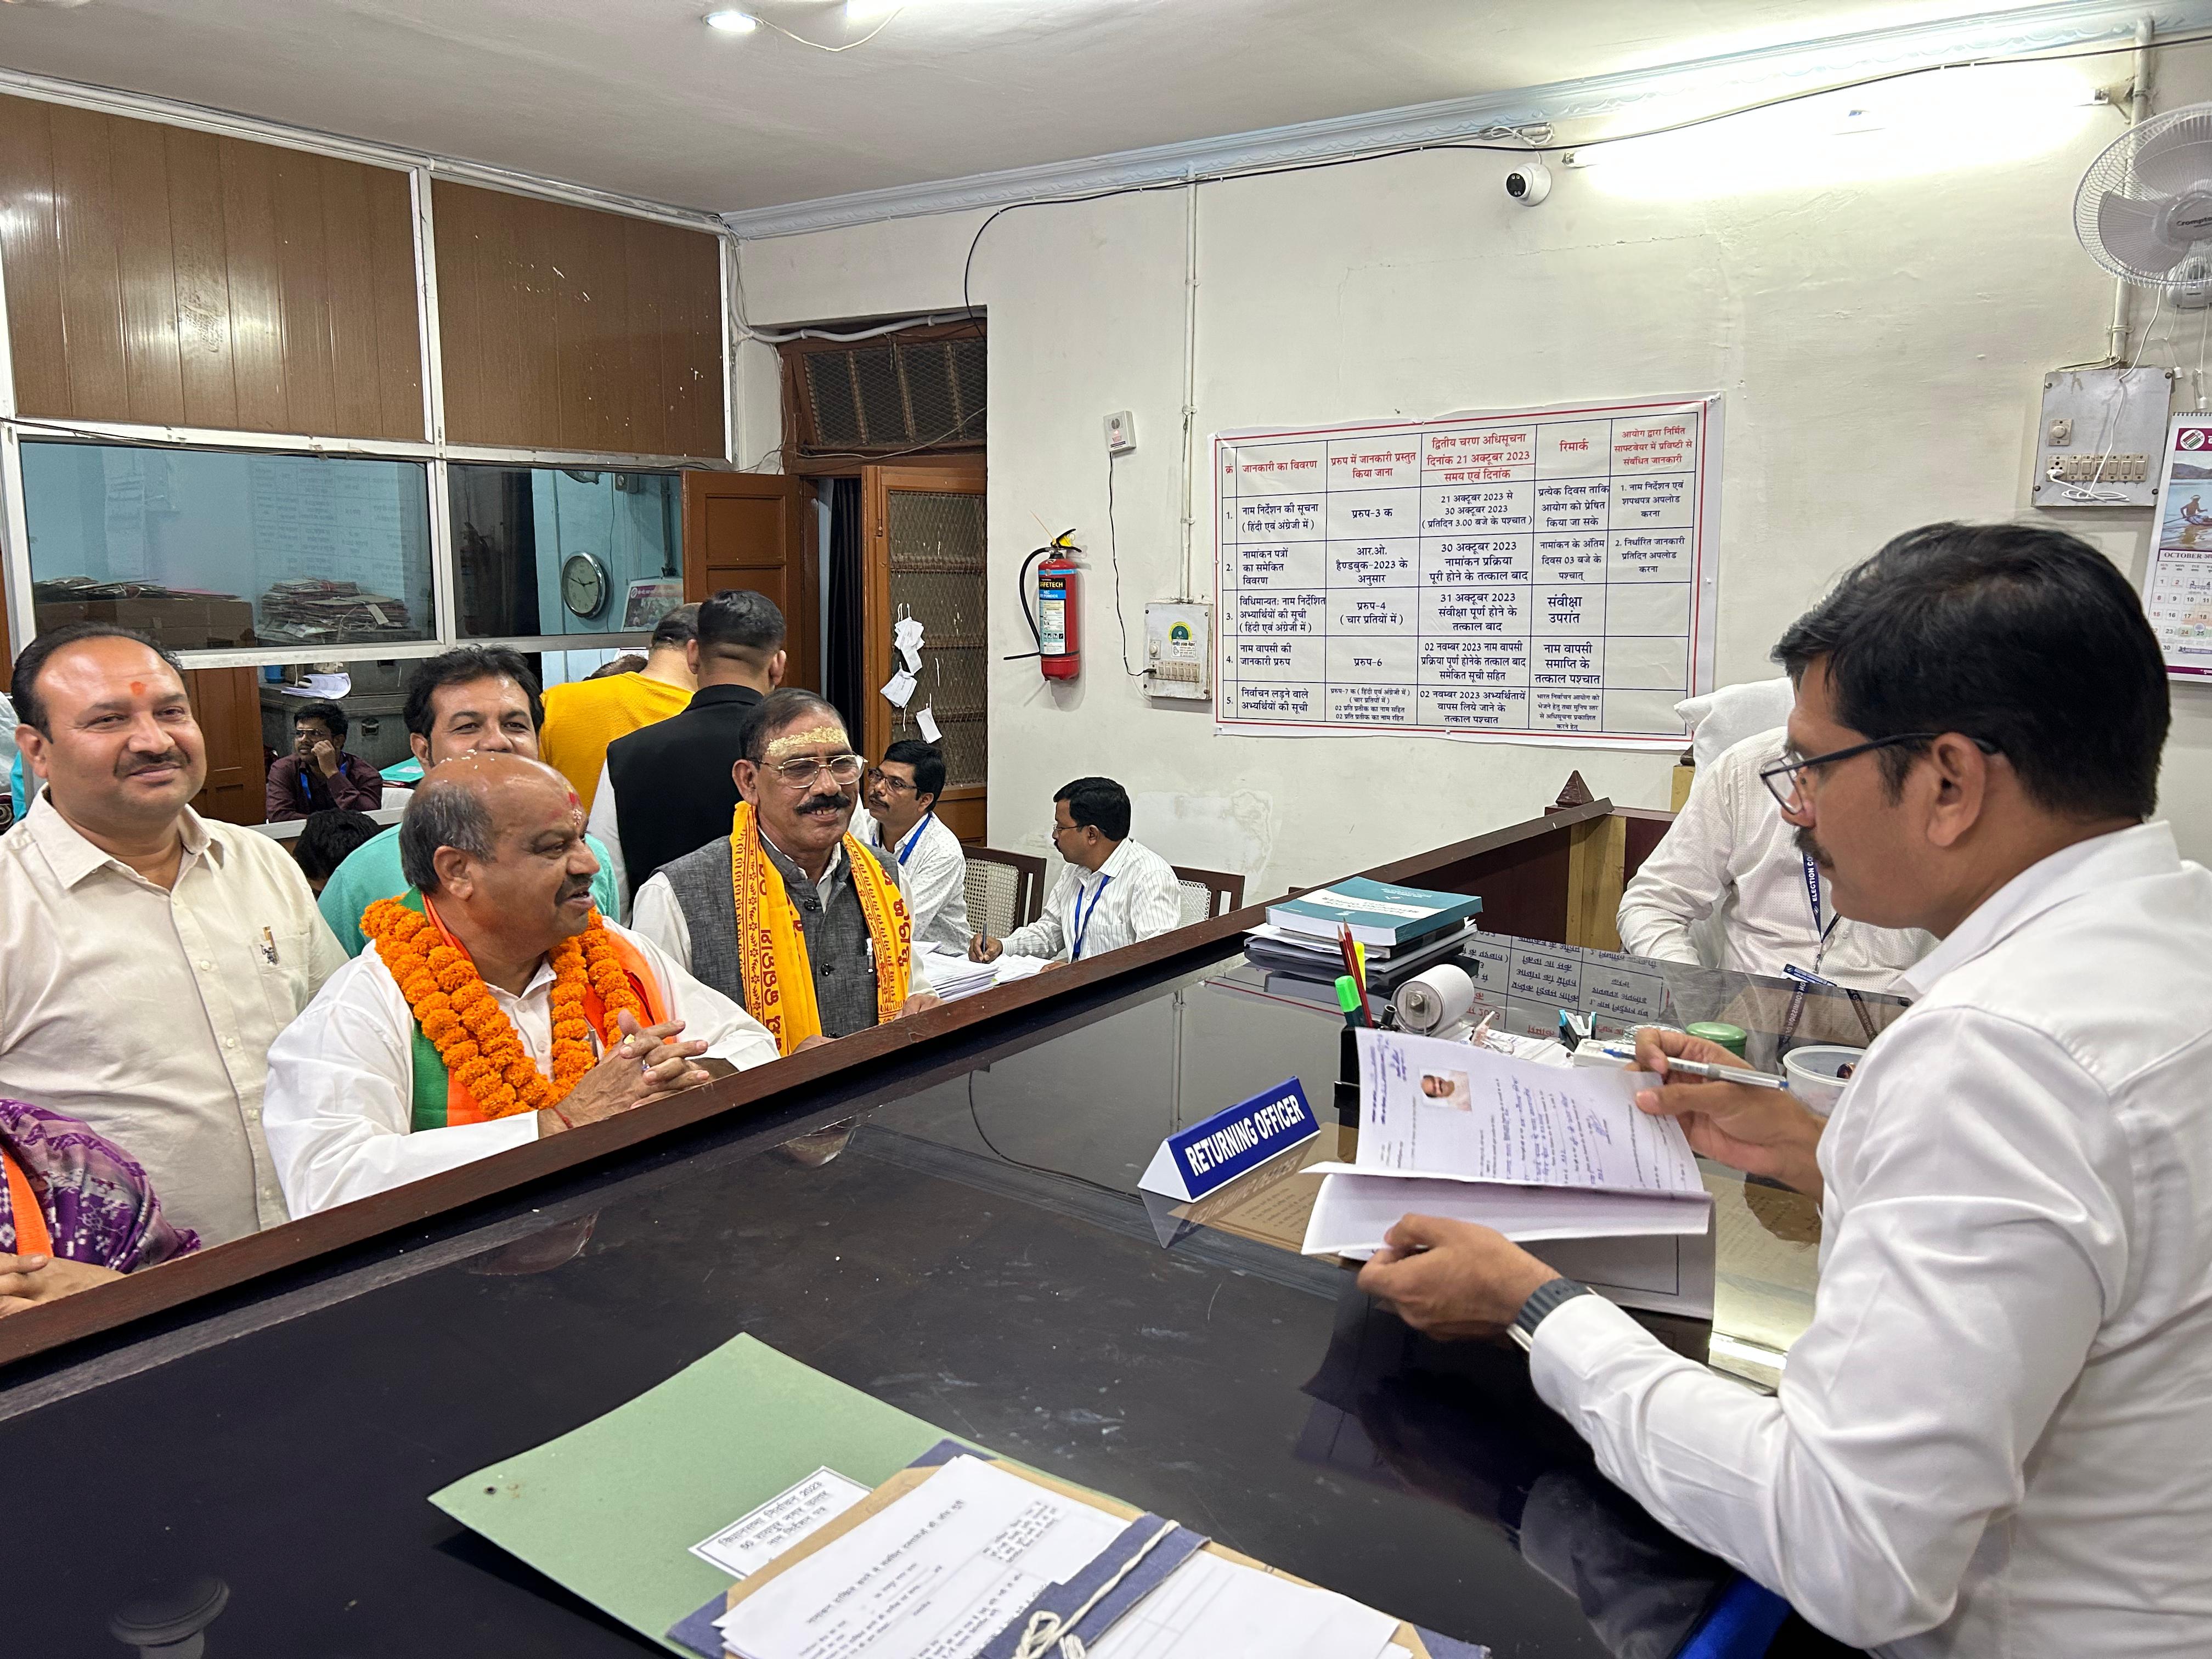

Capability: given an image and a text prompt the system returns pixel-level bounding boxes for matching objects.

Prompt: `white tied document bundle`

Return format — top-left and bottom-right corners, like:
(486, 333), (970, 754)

(1302, 1030), (1712, 1283)
(716, 1454), (1400, 1659)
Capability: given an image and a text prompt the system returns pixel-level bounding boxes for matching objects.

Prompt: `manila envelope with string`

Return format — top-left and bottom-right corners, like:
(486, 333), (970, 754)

(670, 1437), (1485, 1659)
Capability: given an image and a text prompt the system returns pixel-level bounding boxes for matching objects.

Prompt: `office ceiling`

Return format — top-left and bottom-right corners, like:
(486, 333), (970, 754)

(0, 1), (2053, 213)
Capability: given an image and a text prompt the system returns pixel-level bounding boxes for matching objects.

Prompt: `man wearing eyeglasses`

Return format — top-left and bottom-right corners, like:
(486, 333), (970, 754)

(1356, 522), (2212, 1655)
(629, 691), (937, 1055)
(857, 740), (972, 953)
(1617, 720), (1933, 990)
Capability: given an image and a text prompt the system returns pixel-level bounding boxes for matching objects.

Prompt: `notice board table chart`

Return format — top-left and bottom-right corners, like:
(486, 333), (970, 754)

(1215, 398), (1720, 746)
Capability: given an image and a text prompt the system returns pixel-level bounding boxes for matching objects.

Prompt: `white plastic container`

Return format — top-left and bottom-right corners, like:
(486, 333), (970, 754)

(1784, 1044), (1866, 1118)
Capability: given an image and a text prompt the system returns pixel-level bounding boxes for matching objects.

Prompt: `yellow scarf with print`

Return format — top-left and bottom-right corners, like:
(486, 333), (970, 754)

(730, 799), (911, 1055)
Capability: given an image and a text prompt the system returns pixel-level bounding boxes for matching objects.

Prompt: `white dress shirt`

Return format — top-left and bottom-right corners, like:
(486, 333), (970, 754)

(0, 795), (345, 1244)
(1534, 821), (2212, 1655)
(857, 810), (970, 952)
(262, 918), (778, 1216)
(1617, 725), (1933, 990)
(629, 838), (935, 994)
(584, 759), (627, 919)
(1002, 837), (1184, 963)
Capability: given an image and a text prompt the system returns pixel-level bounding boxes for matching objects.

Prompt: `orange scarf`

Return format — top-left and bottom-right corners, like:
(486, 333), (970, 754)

(729, 800), (910, 1056)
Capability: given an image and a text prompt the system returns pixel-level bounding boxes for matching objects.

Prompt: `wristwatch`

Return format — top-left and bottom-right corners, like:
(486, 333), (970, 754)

(1509, 1277), (1595, 1352)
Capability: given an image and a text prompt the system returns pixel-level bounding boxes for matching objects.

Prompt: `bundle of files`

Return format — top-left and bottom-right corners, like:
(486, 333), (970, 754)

(430, 1335), (1486, 1659)
(257, 578), (416, 644)
(1245, 877), (1483, 988)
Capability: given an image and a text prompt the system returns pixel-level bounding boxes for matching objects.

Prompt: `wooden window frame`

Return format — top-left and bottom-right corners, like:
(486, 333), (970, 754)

(777, 320), (985, 479)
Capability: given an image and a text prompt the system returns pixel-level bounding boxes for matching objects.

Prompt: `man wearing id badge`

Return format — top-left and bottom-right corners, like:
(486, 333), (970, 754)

(969, 777), (1181, 970)
(1619, 721), (1933, 989)
(1358, 523), (2212, 1656)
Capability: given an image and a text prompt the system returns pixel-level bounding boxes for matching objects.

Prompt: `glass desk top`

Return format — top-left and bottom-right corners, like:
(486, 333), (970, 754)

(0, 937), (1878, 1658)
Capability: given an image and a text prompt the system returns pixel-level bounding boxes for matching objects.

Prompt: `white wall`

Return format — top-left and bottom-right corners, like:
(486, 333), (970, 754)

(737, 54), (2212, 898)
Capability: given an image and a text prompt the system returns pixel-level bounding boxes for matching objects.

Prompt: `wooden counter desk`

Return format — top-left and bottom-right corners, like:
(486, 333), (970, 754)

(0, 798), (1877, 1658)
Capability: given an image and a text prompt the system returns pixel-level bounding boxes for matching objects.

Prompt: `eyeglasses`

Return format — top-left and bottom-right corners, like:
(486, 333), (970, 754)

(765, 754), (865, 789)
(1759, 732), (1999, 815)
(865, 768), (916, 795)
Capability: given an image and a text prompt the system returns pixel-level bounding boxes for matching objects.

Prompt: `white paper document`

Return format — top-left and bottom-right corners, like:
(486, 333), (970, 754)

(278, 671), (353, 699)
(1353, 1028), (1700, 1195)
(1302, 1167), (1711, 1256)
(894, 616), (926, 653)
(716, 1454), (1125, 1659)
(716, 1453), (1400, 1659)
(1085, 1548), (1397, 1659)
(916, 706), (943, 743)
(881, 668), (918, 709)
(691, 1467), (871, 1580)
(1302, 1030), (1713, 1313)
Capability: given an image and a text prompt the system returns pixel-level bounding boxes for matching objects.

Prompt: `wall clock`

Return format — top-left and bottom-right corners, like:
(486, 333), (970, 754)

(561, 552), (610, 619)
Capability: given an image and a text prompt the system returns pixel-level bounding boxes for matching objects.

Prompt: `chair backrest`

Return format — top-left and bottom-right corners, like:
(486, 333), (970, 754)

(1171, 863), (1245, 928)
(962, 846), (1047, 940)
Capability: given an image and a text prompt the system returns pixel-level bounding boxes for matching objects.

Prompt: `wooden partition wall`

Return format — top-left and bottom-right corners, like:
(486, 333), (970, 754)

(0, 94), (423, 439)
(433, 181), (724, 458)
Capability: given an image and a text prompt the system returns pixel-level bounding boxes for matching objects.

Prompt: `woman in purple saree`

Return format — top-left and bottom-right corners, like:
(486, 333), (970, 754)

(0, 1095), (198, 1313)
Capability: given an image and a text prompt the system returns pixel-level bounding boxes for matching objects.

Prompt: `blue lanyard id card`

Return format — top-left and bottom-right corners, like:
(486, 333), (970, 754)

(1071, 873), (1114, 961)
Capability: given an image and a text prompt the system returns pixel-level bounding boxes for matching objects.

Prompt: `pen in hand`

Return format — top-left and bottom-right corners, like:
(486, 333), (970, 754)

(1658, 1056), (1791, 1090)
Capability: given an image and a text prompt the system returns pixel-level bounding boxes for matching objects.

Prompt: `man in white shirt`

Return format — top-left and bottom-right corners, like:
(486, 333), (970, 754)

(0, 624), (346, 1244)
(856, 738), (970, 953)
(265, 754), (777, 1215)
(1357, 522), (2211, 1655)
(970, 777), (1182, 967)
(1617, 724), (1933, 989)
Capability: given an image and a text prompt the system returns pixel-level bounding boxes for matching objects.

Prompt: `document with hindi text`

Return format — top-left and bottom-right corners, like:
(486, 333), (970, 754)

(1352, 1028), (1700, 1195)
(1301, 1031), (1714, 1316)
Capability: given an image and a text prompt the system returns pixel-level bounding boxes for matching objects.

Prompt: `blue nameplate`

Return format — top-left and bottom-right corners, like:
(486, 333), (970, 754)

(1138, 1077), (1318, 1203)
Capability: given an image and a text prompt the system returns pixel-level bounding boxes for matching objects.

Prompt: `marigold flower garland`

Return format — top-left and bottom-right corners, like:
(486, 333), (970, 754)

(363, 898), (646, 1119)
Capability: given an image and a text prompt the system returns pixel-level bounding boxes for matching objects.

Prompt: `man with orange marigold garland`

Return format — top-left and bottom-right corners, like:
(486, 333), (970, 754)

(261, 754), (777, 1216)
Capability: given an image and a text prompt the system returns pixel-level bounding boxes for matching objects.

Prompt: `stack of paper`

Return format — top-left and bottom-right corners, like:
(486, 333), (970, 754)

(1300, 1029), (1710, 1260)
(716, 1454), (1402, 1659)
(919, 944), (1051, 1003)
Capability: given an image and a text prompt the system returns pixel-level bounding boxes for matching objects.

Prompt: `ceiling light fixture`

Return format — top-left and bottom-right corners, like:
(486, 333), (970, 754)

(844, 0), (900, 20)
(702, 9), (759, 33)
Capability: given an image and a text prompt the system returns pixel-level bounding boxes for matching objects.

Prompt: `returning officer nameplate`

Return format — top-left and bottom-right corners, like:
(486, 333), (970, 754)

(1138, 1077), (1319, 1203)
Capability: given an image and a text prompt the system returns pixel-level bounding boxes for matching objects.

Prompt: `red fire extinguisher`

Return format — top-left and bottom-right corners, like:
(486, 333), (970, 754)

(1017, 530), (1082, 681)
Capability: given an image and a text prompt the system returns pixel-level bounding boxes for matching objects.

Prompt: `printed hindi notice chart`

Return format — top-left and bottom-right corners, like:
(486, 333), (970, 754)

(2147, 414), (2212, 679)
(1214, 397), (1722, 746)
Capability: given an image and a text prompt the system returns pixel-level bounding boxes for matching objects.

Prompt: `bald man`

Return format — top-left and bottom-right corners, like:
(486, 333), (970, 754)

(262, 754), (778, 1216)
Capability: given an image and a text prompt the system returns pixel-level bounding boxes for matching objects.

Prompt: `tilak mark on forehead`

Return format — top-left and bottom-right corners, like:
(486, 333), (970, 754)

(764, 725), (847, 761)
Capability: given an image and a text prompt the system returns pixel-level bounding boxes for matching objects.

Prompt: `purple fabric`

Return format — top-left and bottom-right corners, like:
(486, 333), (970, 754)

(0, 1097), (200, 1268)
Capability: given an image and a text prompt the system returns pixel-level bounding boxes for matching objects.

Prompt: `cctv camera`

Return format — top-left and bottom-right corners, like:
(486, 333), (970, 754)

(1504, 160), (1553, 205)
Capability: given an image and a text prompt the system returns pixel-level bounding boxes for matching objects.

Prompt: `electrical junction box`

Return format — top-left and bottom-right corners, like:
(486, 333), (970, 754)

(2033, 366), (2173, 508)
(1144, 602), (1211, 700)
(1104, 410), (1137, 455)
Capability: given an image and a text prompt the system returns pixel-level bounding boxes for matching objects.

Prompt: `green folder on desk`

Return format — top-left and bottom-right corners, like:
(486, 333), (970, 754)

(429, 1334), (958, 1654)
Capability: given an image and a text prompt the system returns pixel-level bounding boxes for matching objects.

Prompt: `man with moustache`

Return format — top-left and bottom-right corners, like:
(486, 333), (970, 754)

(629, 690), (938, 1054)
(0, 624), (345, 1244)
(1357, 524), (2212, 1655)
(262, 754), (777, 1214)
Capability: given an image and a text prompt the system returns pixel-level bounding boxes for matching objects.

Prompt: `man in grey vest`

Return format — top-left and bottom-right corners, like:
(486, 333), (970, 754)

(628, 690), (937, 1056)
